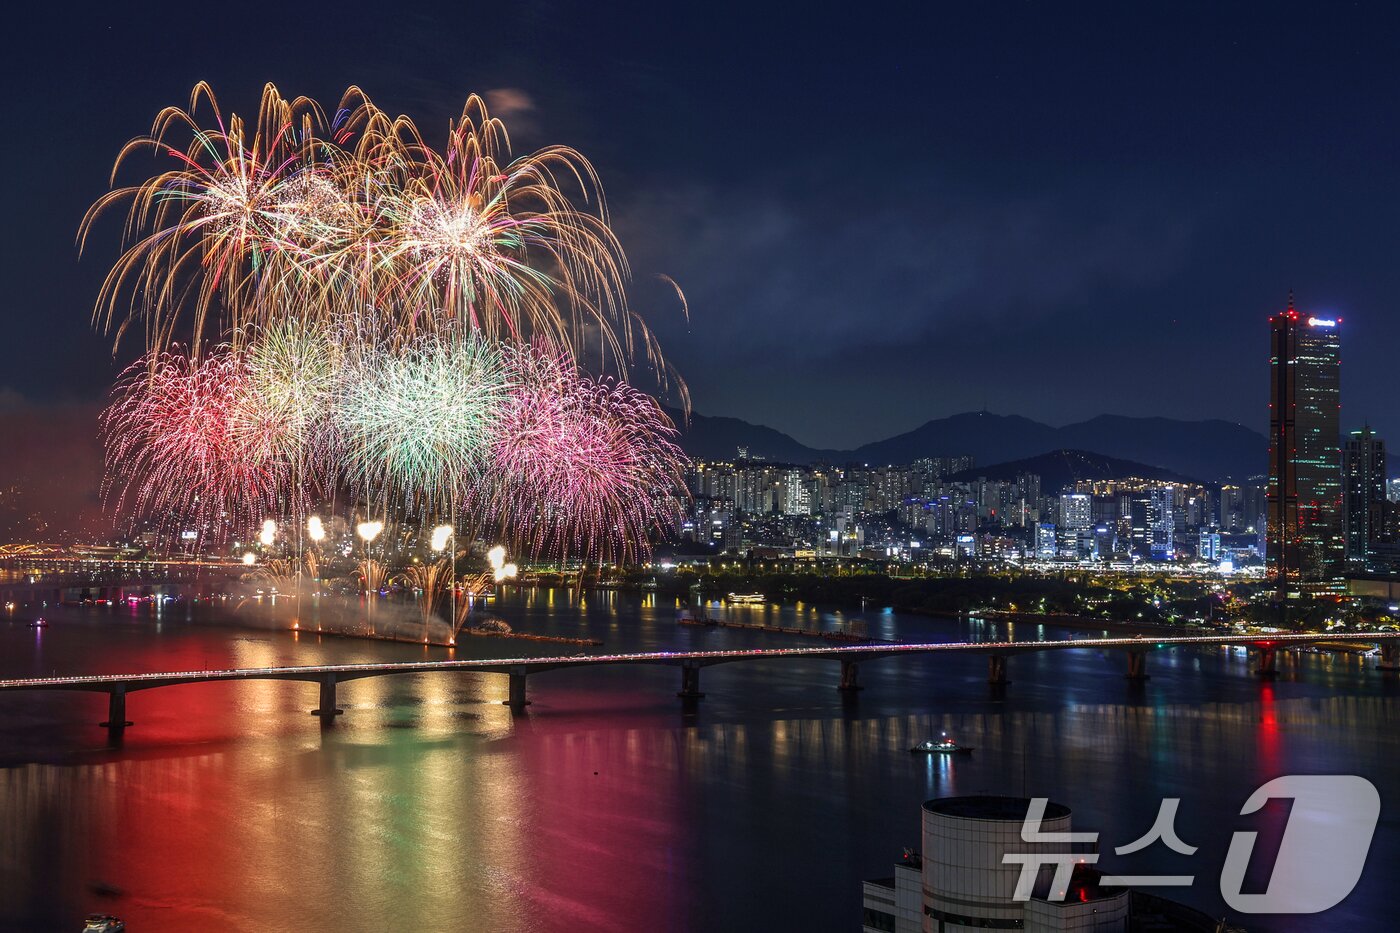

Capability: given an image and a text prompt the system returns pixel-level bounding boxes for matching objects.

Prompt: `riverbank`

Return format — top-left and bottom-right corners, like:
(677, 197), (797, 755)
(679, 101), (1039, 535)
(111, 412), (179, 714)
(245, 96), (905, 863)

(926, 608), (1197, 638)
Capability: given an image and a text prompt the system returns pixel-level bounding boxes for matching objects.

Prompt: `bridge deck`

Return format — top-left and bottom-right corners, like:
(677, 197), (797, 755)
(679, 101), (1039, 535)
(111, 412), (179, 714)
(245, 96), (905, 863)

(0, 632), (1393, 692)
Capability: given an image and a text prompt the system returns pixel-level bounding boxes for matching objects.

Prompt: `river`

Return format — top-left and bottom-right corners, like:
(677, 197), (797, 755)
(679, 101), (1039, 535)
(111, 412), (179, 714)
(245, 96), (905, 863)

(0, 590), (1393, 931)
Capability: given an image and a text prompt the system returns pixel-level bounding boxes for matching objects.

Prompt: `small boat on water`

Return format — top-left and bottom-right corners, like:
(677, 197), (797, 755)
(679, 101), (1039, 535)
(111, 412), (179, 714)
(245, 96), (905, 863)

(910, 733), (973, 755)
(27, 618), (48, 628)
(726, 592), (765, 604)
(82, 916), (125, 933)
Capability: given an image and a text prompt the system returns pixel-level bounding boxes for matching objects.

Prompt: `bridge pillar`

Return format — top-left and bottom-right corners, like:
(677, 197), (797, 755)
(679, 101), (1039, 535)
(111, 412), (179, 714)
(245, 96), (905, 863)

(1377, 642), (1400, 671)
(988, 655), (1010, 685)
(502, 666), (531, 709)
(837, 659), (862, 692)
(1126, 651), (1149, 681)
(1254, 646), (1278, 680)
(99, 683), (132, 728)
(311, 673), (343, 717)
(678, 662), (705, 699)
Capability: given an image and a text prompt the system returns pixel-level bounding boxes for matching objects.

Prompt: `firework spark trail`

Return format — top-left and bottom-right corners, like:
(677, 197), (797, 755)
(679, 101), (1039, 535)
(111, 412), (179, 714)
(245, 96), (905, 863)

(101, 348), (287, 539)
(357, 558), (388, 596)
(332, 331), (511, 511)
(397, 559), (451, 639)
(79, 83), (677, 380)
(79, 84), (321, 351)
(236, 319), (341, 477)
(483, 343), (688, 563)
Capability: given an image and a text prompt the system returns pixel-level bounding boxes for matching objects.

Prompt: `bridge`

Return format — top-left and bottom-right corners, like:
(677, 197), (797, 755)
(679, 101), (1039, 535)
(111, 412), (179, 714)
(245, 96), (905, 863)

(2, 631), (1398, 732)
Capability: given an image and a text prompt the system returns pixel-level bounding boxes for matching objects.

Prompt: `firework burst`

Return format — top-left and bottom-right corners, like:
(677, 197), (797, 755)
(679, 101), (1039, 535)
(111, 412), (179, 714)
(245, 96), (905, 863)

(235, 319), (341, 474)
(101, 348), (286, 538)
(484, 344), (687, 563)
(80, 84), (673, 376)
(333, 331), (510, 510)
(79, 84), (327, 350)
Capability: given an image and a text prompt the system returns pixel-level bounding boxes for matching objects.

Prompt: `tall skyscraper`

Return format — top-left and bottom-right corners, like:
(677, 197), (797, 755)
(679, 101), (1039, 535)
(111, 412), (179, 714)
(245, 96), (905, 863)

(781, 468), (811, 515)
(1343, 425), (1386, 564)
(1267, 295), (1343, 592)
(1058, 493), (1091, 531)
(1148, 487), (1175, 560)
(1219, 484), (1243, 531)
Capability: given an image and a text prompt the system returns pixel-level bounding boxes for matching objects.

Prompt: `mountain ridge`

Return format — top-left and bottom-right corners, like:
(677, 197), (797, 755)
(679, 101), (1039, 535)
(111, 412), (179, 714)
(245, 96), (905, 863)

(666, 407), (1268, 482)
(945, 449), (1207, 492)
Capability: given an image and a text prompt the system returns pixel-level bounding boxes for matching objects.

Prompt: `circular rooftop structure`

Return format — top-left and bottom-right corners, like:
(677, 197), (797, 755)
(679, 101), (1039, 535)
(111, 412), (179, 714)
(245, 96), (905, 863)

(923, 795), (1070, 822)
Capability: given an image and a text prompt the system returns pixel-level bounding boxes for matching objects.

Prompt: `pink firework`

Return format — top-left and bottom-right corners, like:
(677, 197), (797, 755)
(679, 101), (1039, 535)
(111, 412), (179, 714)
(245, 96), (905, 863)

(101, 349), (288, 541)
(486, 345), (688, 563)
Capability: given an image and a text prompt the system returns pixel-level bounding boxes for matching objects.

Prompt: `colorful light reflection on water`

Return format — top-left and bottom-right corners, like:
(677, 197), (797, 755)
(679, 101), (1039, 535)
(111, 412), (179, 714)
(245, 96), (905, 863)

(1, 592), (1398, 931)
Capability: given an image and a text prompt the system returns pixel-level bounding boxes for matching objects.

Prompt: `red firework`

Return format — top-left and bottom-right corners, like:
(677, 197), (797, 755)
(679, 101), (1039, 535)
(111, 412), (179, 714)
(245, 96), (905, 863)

(101, 349), (287, 541)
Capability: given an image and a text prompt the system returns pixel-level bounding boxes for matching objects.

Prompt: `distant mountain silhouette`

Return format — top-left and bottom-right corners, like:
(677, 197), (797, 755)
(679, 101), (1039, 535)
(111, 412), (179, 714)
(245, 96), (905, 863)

(667, 407), (1268, 482)
(663, 407), (840, 464)
(946, 449), (1205, 493)
(850, 412), (1059, 468)
(1054, 415), (1265, 484)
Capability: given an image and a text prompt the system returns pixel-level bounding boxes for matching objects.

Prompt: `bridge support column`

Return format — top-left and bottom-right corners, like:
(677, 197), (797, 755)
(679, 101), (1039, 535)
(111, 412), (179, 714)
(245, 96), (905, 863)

(988, 655), (1010, 685)
(502, 666), (531, 709)
(99, 683), (132, 728)
(1378, 642), (1400, 671)
(678, 662), (705, 699)
(1126, 651), (1150, 681)
(837, 660), (862, 692)
(311, 673), (343, 717)
(1254, 646), (1278, 680)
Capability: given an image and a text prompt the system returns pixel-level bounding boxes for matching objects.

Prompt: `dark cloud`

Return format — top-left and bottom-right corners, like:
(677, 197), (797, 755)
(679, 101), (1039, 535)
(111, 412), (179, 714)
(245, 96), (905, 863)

(616, 177), (1204, 446)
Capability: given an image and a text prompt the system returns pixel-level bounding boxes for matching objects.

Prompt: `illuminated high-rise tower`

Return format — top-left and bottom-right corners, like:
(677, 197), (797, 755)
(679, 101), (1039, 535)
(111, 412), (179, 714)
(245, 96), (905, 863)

(1343, 425), (1386, 565)
(1267, 294), (1343, 593)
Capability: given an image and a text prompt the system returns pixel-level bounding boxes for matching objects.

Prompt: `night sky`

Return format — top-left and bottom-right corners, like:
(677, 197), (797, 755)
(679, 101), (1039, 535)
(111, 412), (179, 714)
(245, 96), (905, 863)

(4, 1), (1400, 449)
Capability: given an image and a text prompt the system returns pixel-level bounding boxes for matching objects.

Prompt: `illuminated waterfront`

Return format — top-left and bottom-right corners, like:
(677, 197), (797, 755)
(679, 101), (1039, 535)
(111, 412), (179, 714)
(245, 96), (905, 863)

(2, 591), (1397, 931)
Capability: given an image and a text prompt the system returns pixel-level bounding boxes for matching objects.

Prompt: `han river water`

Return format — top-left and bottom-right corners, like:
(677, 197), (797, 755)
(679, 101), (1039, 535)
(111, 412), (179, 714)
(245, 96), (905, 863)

(1, 589), (1395, 931)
